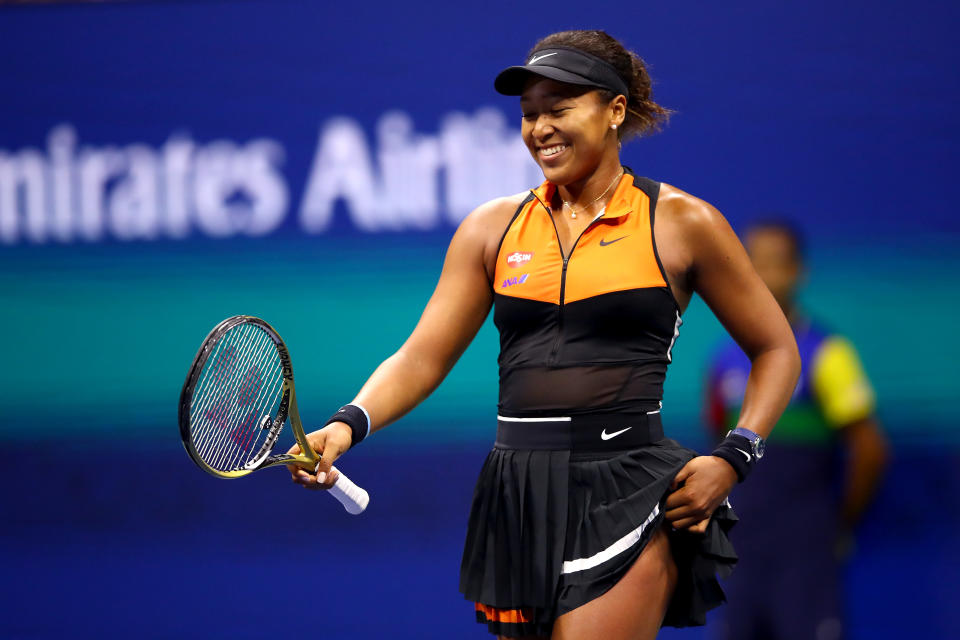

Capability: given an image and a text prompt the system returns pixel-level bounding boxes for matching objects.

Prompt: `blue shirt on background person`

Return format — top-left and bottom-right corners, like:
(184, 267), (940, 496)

(704, 221), (889, 640)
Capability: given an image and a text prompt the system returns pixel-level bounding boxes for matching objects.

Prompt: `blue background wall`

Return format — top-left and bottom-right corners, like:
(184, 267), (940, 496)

(1, 1), (957, 638)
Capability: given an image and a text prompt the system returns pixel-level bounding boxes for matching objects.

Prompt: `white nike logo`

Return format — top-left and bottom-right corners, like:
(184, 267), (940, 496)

(737, 449), (752, 462)
(600, 426), (632, 440)
(528, 52), (558, 65)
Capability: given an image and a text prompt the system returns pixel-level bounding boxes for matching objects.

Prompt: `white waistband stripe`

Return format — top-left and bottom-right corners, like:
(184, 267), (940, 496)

(497, 415), (572, 422)
(560, 503), (661, 575)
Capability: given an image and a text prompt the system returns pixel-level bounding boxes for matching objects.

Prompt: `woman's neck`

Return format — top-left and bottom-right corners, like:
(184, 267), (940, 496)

(554, 156), (623, 211)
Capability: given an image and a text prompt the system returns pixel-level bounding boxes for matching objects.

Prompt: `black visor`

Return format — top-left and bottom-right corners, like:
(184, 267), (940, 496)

(494, 46), (629, 97)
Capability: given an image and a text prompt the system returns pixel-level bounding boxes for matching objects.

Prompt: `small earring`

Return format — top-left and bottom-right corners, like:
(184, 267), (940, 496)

(611, 124), (617, 130)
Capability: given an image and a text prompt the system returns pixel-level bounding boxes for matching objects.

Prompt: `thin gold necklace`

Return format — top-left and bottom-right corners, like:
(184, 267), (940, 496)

(561, 168), (624, 219)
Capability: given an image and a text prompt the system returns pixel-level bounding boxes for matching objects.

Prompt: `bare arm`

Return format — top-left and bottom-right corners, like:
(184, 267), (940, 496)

(287, 196), (521, 487)
(685, 203), (800, 441)
(351, 204), (503, 431)
(661, 188), (801, 529)
(840, 416), (889, 528)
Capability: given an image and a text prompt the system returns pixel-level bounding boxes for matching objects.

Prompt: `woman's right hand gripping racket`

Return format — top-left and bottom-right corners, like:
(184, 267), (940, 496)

(178, 315), (369, 514)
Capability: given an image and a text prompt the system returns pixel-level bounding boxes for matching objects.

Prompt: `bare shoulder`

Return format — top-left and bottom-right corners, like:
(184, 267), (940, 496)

(654, 183), (739, 305)
(453, 191), (530, 279)
(657, 182), (729, 236)
(458, 192), (529, 238)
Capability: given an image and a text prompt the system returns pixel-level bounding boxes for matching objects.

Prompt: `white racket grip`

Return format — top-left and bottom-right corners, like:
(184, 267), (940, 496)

(328, 467), (369, 515)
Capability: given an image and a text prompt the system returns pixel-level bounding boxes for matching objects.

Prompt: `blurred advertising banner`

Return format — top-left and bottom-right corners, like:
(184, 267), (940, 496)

(1, 112), (542, 244)
(1, 0), (957, 445)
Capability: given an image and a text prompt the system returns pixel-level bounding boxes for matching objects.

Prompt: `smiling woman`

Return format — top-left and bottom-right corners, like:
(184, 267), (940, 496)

(289, 29), (800, 640)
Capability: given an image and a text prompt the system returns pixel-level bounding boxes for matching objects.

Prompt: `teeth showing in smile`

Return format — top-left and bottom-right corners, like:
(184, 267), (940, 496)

(540, 144), (566, 157)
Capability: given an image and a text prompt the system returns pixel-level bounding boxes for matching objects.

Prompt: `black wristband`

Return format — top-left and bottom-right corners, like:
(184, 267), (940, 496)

(324, 404), (370, 449)
(711, 434), (755, 482)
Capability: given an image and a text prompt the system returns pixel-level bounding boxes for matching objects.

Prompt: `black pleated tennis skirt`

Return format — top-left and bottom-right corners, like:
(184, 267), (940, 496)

(459, 412), (738, 637)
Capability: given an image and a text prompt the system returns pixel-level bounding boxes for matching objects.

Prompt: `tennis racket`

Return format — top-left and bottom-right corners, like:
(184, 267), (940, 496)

(178, 315), (369, 514)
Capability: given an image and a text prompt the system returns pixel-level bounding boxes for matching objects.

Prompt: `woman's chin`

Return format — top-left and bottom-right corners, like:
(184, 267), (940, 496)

(539, 163), (576, 186)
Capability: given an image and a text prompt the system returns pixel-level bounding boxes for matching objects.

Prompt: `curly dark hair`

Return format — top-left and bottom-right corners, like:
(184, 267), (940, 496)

(531, 30), (671, 139)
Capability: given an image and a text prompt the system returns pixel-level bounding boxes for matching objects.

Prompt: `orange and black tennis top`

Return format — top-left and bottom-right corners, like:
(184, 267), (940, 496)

(493, 169), (682, 417)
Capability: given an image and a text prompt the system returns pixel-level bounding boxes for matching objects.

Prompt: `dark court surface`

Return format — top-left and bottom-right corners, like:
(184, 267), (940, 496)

(2, 440), (956, 639)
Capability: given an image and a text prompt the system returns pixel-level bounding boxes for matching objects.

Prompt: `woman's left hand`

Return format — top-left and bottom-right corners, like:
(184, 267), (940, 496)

(664, 456), (738, 532)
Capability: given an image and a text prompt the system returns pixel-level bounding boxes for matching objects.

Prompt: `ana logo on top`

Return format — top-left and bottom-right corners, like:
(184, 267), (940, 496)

(501, 274), (529, 289)
(506, 251), (534, 268)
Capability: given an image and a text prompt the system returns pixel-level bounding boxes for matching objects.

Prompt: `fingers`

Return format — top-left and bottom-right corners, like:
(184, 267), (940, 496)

(671, 515), (711, 532)
(314, 460), (340, 489)
(314, 445), (343, 487)
(665, 455), (736, 529)
(288, 423), (352, 490)
(290, 463), (340, 491)
(292, 466), (319, 489)
(670, 462), (694, 490)
(292, 466), (341, 491)
(688, 517), (710, 534)
(665, 469), (692, 517)
(285, 442), (303, 478)
(665, 492), (714, 523)
(666, 472), (712, 531)
(664, 485), (689, 511)
(665, 465), (714, 525)
(290, 429), (327, 488)
(313, 422), (352, 486)
(664, 503), (704, 524)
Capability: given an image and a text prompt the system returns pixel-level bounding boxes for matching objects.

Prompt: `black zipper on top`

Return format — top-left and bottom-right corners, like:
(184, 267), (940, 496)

(533, 191), (604, 365)
(550, 255), (568, 363)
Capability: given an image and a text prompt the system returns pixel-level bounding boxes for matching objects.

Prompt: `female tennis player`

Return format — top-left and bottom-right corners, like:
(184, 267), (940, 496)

(288, 30), (801, 639)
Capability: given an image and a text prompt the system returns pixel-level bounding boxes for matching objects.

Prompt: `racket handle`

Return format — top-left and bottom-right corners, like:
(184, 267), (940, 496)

(328, 467), (369, 515)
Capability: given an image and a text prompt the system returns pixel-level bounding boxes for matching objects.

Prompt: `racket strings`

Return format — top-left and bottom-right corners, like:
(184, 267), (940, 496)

(207, 326), (282, 470)
(205, 328), (275, 469)
(193, 325), (258, 464)
(189, 323), (285, 471)
(191, 331), (245, 449)
(192, 326), (257, 457)
(198, 325), (281, 470)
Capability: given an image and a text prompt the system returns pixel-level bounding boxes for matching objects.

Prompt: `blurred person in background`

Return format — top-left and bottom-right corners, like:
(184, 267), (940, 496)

(705, 220), (889, 640)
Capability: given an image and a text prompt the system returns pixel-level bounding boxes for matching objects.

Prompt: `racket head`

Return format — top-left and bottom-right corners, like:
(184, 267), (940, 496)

(179, 315), (312, 478)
